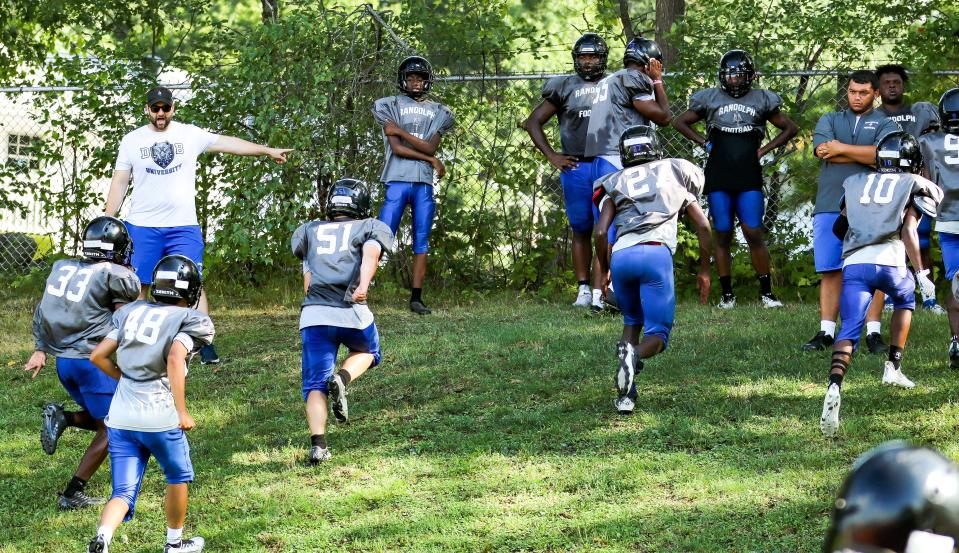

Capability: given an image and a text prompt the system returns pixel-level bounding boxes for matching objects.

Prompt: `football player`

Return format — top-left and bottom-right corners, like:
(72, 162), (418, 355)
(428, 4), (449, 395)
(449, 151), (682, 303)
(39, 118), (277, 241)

(593, 126), (713, 414)
(24, 216), (140, 510)
(819, 131), (942, 438)
(372, 56), (454, 315)
(918, 88), (959, 366)
(291, 178), (394, 464)
(673, 50), (798, 309)
(876, 63), (944, 314)
(584, 37), (672, 313)
(87, 255), (214, 553)
(824, 441), (959, 553)
(525, 33), (608, 308)
(804, 70), (900, 354)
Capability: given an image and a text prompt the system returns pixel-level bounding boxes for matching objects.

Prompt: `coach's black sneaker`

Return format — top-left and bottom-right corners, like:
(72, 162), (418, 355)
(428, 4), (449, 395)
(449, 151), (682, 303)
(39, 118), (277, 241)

(164, 537), (205, 552)
(802, 331), (834, 352)
(41, 402), (67, 455)
(309, 445), (332, 465)
(199, 344), (220, 365)
(949, 337), (959, 369)
(326, 373), (349, 423)
(866, 332), (889, 354)
(87, 534), (108, 553)
(410, 300), (432, 315)
(58, 491), (105, 510)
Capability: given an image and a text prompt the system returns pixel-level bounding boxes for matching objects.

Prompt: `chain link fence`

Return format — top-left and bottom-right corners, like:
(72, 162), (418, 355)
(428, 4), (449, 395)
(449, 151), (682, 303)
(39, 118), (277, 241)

(2, 69), (958, 289)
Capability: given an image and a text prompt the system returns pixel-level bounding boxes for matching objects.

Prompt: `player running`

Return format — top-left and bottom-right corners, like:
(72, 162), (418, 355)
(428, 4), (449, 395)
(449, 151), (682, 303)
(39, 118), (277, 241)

(819, 131), (942, 437)
(292, 178), (394, 464)
(593, 126), (713, 414)
(673, 49), (798, 308)
(87, 255), (214, 553)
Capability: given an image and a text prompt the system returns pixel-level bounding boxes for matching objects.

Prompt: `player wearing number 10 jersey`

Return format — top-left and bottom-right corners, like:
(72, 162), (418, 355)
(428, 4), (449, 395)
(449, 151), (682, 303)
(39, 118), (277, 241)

(25, 216), (140, 510)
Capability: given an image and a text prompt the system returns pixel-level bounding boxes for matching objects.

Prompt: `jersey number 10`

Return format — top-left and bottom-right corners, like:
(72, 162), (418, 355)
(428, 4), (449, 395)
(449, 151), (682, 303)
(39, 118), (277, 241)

(859, 173), (900, 205)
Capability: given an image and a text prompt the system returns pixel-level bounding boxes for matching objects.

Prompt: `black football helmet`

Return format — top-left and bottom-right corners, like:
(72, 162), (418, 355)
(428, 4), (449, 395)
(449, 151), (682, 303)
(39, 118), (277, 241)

(397, 56), (434, 98)
(824, 441), (959, 553)
(719, 50), (756, 98)
(619, 125), (664, 168)
(326, 178), (371, 219)
(940, 88), (959, 135)
(876, 131), (922, 174)
(151, 254), (202, 307)
(82, 216), (133, 265)
(623, 37), (663, 68)
(572, 33), (609, 81)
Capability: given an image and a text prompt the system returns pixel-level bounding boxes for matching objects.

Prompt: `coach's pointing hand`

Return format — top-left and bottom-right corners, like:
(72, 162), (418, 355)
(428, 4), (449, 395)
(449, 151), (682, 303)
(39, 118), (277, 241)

(268, 148), (294, 164)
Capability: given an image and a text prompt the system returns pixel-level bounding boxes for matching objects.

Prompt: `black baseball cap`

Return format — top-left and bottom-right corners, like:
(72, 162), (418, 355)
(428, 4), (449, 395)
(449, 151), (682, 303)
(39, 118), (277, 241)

(146, 87), (174, 107)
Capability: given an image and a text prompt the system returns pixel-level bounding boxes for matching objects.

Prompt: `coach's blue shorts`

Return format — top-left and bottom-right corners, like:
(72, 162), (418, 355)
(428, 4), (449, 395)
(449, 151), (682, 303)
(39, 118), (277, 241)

(941, 232), (959, 280)
(918, 215), (933, 250)
(55, 357), (117, 420)
(836, 264), (915, 347)
(813, 212), (843, 273)
(610, 243), (675, 348)
(591, 157), (621, 244)
(107, 427), (194, 521)
(301, 323), (381, 401)
(560, 160), (597, 235)
(707, 190), (764, 233)
(124, 222), (204, 284)
(378, 181), (435, 254)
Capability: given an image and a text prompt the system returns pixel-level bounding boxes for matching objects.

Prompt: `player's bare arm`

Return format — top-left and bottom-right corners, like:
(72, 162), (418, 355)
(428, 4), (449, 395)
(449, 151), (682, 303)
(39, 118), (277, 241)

(167, 340), (195, 431)
(89, 338), (121, 380)
(594, 197), (615, 293)
(383, 120), (442, 155)
(816, 141), (877, 165)
(104, 169), (131, 217)
(672, 110), (706, 146)
(524, 100), (578, 171)
(758, 111), (799, 158)
(685, 202), (714, 305)
(386, 135), (446, 178)
(207, 135), (293, 163)
(352, 241), (383, 303)
(901, 207), (925, 272)
(634, 59), (671, 126)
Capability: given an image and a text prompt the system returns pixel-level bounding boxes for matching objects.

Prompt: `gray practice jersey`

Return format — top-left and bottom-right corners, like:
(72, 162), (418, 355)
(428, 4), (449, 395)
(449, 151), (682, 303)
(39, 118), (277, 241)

(689, 87), (782, 135)
(540, 74), (602, 156)
(841, 171), (942, 258)
(32, 259), (140, 358)
(878, 102), (940, 138)
(372, 95), (455, 184)
(594, 158), (705, 253)
(292, 218), (395, 309)
(919, 131), (959, 222)
(105, 300), (214, 431)
(584, 68), (655, 158)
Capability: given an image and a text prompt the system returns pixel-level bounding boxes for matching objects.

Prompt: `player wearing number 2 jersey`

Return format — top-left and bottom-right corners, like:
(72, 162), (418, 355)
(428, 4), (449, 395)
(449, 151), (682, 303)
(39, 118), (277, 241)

(25, 216), (140, 511)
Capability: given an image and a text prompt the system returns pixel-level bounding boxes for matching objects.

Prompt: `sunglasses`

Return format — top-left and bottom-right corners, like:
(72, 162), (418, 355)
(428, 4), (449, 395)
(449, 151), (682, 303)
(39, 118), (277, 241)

(150, 104), (172, 113)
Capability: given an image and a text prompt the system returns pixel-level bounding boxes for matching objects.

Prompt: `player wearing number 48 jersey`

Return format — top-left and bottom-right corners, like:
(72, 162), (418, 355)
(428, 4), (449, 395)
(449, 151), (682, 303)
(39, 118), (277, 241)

(819, 131), (942, 438)
(292, 178), (395, 464)
(87, 255), (213, 553)
(24, 216), (140, 511)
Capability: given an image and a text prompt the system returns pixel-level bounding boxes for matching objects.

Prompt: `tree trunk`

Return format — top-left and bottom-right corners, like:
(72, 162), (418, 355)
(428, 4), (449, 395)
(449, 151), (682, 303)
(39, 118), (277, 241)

(655, 0), (685, 67)
(262, 0), (279, 24)
(618, 0), (636, 41)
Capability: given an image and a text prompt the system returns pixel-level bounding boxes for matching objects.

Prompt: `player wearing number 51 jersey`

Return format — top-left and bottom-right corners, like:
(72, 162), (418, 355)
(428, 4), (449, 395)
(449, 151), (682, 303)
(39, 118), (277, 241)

(819, 131), (942, 438)
(292, 178), (395, 464)
(25, 216), (139, 511)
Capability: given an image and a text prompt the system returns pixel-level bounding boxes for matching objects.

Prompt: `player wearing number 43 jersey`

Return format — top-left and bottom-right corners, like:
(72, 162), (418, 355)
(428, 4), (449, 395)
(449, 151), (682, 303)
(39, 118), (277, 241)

(292, 178), (395, 464)
(24, 216), (140, 511)
(88, 255), (213, 553)
(819, 131), (942, 438)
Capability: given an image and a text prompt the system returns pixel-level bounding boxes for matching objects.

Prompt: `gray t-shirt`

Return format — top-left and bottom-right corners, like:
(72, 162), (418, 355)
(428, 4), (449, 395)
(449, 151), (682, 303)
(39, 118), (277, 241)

(372, 95), (455, 184)
(919, 131), (959, 223)
(540, 74), (602, 156)
(689, 87), (782, 135)
(105, 300), (214, 432)
(594, 158), (705, 254)
(841, 171), (941, 259)
(292, 218), (395, 311)
(877, 102), (940, 138)
(584, 68), (655, 158)
(32, 259), (140, 358)
(813, 109), (900, 214)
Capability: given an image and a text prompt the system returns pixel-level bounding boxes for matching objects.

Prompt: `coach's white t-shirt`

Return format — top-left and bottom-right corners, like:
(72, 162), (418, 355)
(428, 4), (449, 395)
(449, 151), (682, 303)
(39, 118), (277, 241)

(115, 121), (219, 227)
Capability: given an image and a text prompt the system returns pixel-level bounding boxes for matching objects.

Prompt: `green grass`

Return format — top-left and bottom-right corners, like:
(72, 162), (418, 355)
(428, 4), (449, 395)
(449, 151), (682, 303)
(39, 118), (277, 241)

(3, 290), (959, 552)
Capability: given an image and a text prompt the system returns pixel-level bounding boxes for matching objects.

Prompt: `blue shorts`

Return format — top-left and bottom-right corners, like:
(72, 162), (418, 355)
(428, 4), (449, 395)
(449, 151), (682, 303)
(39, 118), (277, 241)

(107, 427), (194, 521)
(378, 181), (435, 254)
(56, 357), (117, 420)
(918, 215), (933, 250)
(941, 232), (959, 280)
(124, 222), (204, 284)
(591, 157), (621, 244)
(707, 190), (764, 232)
(836, 264), (916, 346)
(813, 212), (843, 273)
(610, 243), (675, 349)
(560, 160), (597, 235)
(301, 323), (381, 401)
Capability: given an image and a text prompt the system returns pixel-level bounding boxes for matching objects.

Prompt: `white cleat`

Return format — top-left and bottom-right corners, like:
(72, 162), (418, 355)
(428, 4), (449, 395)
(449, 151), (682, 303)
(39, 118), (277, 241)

(881, 361), (915, 389)
(616, 341), (636, 397)
(760, 293), (784, 308)
(614, 395), (635, 414)
(164, 537), (205, 552)
(572, 285), (591, 308)
(820, 383), (842, 437)
(717, 293), (736, 309)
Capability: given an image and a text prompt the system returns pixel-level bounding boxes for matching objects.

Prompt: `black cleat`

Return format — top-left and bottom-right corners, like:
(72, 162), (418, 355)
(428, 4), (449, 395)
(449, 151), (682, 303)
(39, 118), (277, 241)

(199, 344), (220, 365)
(802, 331), (834, 352)
(327, 373), (348, 423)
(87, 534), (108, 553)
(309, 445), (332, 465)
(58, 491), (105, 510)
(865, 332), (889, 354)
(949, 338), (959, 369)
(41, 403), (67, 455)
(410, 300), (432, 315)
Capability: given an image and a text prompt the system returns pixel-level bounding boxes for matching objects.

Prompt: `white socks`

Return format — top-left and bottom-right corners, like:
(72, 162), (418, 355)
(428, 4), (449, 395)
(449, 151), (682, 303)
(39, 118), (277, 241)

(866, 321), (882, 335)
(167, 527), (183, 544)
(591, 289), (602, 305)
(820, 320), (837, 338)
(96, 526), (114, 544)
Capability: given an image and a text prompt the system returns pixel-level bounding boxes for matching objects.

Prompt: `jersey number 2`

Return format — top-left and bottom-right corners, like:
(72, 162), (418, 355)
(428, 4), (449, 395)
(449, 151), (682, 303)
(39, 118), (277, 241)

(859, 173), (899, 205)
(123, 305), (168, 346)
(315, 223), (353, 255)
